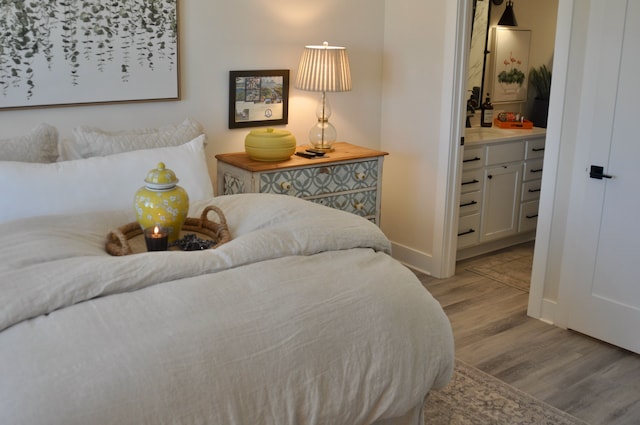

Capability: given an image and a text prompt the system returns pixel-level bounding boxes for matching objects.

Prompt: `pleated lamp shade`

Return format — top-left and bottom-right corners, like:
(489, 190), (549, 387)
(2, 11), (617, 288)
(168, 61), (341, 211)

(295, 42), (352, 93)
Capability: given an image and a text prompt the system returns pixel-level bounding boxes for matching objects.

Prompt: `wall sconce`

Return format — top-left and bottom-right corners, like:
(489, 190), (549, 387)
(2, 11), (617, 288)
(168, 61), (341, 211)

(498, 0), (518, 26)
(295, 41), (352, 152)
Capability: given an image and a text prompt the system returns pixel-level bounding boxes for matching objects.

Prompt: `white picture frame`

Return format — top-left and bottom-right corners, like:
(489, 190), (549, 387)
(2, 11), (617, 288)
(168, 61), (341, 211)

(490, 27), (531, 104)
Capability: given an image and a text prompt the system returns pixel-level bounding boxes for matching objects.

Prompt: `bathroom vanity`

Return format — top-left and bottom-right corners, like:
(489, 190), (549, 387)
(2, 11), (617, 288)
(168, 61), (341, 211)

(457, 127), (546, 259)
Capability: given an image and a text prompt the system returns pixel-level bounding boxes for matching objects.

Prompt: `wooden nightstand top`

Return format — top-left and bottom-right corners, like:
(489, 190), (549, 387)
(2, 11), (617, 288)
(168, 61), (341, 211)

(215, 142), (388, 172)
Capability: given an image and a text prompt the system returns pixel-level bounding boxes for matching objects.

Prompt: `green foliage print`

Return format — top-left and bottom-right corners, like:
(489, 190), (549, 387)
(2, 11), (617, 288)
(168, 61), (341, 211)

(497, 51), (525, 87)
(0, 0), (177, 98)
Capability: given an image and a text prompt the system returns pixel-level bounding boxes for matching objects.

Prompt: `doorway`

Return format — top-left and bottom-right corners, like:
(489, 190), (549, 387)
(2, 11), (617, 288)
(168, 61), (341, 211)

(445, 0), (559, 287)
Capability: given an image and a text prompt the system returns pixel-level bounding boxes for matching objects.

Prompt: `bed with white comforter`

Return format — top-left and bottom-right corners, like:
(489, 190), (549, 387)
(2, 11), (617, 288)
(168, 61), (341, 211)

(0, 122), (454, 425)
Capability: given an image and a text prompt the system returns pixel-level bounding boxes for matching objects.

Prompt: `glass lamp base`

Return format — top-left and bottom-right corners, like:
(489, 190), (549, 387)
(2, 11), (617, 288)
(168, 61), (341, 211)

(309, 120), (337, 152)
(308, 144), (335, 152)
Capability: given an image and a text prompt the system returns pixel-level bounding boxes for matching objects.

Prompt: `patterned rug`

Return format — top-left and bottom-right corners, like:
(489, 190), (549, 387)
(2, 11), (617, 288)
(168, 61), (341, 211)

(424, 359), (589, 425)
(465, 242), (534, 292)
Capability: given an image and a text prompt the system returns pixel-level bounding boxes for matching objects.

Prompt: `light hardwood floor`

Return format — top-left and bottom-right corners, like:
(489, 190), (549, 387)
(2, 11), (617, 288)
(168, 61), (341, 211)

(415, 243), (640, 425)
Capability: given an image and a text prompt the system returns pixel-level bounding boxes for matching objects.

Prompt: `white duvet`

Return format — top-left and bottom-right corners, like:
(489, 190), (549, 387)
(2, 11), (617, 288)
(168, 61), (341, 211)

(0, 194), (454, 425)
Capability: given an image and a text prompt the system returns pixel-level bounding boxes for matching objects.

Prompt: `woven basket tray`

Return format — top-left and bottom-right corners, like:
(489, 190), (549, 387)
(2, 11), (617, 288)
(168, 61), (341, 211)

(106, 205), (231, 256)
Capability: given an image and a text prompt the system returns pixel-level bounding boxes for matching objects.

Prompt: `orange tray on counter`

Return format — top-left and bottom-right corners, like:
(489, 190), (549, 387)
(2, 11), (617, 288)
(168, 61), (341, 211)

(493, 118), (533, 129)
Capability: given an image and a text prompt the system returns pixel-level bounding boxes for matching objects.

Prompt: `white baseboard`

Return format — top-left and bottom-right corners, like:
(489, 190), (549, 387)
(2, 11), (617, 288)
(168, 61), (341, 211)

(390, 241), (433, 276)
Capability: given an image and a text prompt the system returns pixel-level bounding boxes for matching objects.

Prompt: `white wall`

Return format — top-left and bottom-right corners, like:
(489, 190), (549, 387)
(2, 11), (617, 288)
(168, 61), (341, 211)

(380, 0), (453, 273)
(0, 0), (385, 186)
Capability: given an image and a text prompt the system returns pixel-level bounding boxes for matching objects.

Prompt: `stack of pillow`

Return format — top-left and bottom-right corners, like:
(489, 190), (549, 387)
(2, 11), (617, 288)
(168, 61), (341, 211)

(0, 119), (214, 224)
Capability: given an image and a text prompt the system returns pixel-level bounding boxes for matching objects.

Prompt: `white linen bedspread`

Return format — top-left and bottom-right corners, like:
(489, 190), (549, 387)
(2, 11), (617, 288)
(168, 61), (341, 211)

(0, 194), (454, 425)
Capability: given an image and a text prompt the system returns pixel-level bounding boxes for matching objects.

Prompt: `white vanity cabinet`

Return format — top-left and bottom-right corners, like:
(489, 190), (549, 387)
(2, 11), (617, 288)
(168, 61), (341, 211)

(519, 137), (545, 232)
(481, 141), (524, 242)
(457, 145), (485, 248)
(457, 131), (545, 257)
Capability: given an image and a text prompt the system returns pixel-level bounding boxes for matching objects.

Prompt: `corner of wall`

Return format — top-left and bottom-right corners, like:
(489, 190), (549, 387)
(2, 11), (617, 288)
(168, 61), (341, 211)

(390, 241), (433, 276)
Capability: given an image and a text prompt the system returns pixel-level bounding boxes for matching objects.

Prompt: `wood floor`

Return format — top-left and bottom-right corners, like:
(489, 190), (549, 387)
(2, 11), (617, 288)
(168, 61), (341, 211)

(415, 243), (640, 425)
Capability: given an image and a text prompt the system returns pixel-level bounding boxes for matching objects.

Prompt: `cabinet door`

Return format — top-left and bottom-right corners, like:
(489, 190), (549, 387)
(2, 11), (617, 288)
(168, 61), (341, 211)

(481, 163), (521, 242)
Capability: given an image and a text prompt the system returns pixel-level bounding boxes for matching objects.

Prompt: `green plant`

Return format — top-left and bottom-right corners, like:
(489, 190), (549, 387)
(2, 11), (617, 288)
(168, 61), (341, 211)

(529, 64), (552, 100)
(498, 68), (526, 86)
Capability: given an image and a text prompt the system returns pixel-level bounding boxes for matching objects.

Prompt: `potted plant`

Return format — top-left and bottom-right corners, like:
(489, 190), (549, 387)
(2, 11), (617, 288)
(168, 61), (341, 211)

(529, 64), (552, 127)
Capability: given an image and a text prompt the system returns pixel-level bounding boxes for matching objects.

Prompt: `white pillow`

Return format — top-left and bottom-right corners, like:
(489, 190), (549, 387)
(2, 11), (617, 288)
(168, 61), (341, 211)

(0, 135), (213, 224)
(59, 118), (204, 160)
(0, 123), (58, 163)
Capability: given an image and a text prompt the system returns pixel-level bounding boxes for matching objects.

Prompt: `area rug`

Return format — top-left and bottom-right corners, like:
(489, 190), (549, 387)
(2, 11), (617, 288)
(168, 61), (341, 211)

(465, 243), (534, 292)
(423, 359), (589, 425)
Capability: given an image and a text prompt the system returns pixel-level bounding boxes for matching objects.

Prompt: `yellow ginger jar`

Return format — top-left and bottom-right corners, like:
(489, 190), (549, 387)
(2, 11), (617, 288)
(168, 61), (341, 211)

(134, 162), (189, 243)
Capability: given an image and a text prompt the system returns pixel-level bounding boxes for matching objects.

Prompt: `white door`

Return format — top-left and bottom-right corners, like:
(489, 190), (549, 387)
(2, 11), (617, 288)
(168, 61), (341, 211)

(561, 0), (640, 354)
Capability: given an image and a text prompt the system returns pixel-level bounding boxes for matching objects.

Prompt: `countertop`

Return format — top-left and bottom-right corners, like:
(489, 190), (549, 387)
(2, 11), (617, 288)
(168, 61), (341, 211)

(464, 126), (547, 146)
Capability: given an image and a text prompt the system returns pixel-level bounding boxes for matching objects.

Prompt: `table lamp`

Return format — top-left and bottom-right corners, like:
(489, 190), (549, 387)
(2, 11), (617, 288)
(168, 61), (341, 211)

(295, 41), (352, 152)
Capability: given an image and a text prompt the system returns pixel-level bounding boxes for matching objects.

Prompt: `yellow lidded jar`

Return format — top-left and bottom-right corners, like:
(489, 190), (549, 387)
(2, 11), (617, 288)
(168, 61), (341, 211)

(244, 127), (296, 161)
(134, 162), (189, 243)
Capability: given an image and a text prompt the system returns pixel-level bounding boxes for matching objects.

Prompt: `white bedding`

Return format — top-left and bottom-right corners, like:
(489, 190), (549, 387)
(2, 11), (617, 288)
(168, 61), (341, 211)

(0, 194), (454, 425)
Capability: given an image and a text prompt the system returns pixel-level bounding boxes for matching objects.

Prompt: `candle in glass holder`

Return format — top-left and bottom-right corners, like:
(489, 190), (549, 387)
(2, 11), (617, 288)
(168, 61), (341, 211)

(144, 225), (169, 251)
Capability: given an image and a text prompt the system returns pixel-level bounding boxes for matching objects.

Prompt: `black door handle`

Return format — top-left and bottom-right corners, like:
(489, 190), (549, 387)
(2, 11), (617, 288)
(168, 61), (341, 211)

(589, 165), (613, 180)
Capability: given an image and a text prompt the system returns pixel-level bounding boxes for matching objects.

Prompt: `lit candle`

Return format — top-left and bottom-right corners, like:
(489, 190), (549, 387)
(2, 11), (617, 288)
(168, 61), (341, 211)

(144, 225), (169, 251)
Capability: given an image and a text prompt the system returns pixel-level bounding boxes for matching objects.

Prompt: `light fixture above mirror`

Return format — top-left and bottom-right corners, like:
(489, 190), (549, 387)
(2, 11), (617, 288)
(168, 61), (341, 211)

(498, 0), (518, 26)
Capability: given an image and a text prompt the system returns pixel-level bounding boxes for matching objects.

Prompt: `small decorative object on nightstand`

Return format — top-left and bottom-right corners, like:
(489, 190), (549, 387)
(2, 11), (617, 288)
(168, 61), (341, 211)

(244, 128), (296, 162)
(216, 142), (388, 225)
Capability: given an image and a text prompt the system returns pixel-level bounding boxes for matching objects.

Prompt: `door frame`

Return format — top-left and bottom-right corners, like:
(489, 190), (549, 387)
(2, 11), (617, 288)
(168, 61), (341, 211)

(436, 0), (574, 324)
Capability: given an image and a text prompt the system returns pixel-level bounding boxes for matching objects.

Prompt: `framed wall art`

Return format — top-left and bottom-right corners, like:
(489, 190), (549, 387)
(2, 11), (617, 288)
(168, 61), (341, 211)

(0, 0), (179, 110)
(229, 70), (289, 129)
(490, 27), (531, 103)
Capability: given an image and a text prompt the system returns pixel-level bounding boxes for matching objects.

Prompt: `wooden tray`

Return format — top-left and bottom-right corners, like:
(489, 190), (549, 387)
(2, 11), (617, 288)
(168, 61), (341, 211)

(106, 206), (231, 256)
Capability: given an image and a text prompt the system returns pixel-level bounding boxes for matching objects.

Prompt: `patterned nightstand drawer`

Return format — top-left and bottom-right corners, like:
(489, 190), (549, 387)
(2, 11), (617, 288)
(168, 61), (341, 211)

(216, 143), (387, 225)
(259, 160), (379, 197)
(308, 189), (378, 220)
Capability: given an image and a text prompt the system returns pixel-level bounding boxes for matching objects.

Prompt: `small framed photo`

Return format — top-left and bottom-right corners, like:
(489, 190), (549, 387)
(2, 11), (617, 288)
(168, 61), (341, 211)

(229, 69), (289, 129)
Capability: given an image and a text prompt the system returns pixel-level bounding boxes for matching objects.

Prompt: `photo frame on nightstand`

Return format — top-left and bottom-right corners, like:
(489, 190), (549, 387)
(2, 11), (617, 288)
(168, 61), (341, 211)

(228, 69), (289, 129)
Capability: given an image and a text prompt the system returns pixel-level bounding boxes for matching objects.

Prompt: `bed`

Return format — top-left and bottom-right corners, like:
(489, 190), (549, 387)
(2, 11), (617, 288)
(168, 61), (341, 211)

(0, 122), (454, 425)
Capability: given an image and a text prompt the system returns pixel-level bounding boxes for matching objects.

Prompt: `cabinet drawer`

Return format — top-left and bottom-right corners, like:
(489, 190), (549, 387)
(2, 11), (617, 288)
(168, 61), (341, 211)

(259, 160), (379, 197)
(525, 137), (546, 160)
(519, 200), (539, 232)
(523, 159), (544, 182)
(458, 213), (480, 248)
(522, 180), (542, 202)
(459, 191), (481, 215)
(308, 189), (377, 219)
(462, 146), (485, 170)
(461, 169), (483, 193)
(486, 141), (525, 165)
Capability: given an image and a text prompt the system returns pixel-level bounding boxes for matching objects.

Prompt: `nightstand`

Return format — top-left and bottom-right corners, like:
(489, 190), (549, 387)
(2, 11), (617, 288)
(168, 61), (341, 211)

(215, 142), (388, 224)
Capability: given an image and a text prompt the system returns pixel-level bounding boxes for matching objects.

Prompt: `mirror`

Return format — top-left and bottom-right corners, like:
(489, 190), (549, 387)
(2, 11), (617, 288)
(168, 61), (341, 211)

(467, 0), (491, 110)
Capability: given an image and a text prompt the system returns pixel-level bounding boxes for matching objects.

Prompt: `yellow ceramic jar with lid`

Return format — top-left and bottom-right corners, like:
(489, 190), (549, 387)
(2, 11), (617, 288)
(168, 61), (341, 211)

(134, 162), (189, 243)
(244, 127), (296, 161)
